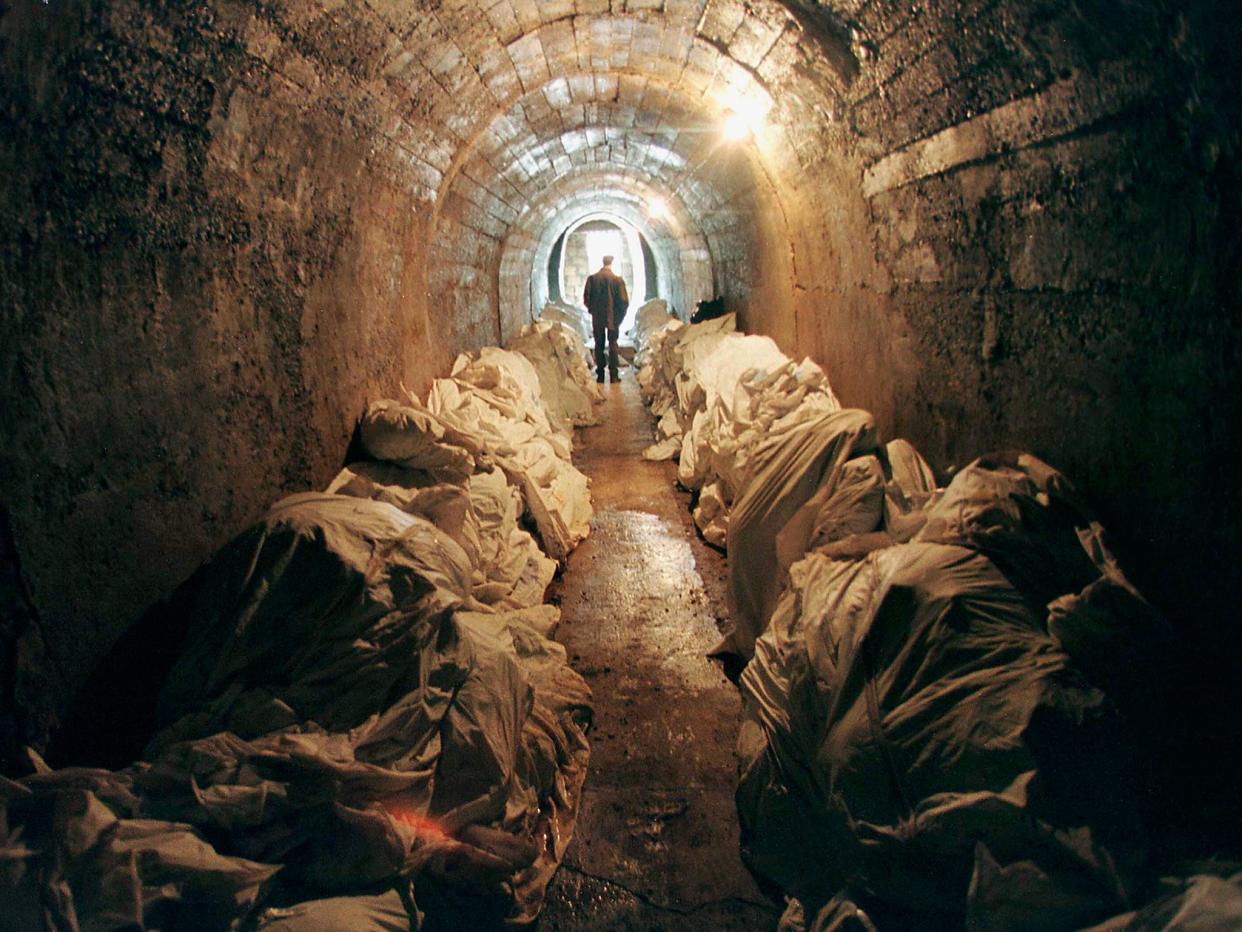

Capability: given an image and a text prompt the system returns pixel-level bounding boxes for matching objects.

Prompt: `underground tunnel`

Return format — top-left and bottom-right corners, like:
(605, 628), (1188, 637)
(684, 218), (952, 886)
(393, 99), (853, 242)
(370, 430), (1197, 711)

(1, 0), (1240, 928)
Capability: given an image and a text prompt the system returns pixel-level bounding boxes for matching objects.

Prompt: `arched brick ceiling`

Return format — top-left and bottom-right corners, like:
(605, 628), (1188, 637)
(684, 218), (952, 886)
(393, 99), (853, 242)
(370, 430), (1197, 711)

(246, 0), (879, 349)
(401, 1), (864, 343)
(449, 82), (763, 216)
(228, 0), (1099, 239)
(436, 70), (775, 327)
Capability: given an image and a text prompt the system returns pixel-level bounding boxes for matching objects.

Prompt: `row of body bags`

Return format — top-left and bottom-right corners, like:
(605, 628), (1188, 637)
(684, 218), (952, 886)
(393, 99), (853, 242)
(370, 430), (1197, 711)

(635, 310), (1241, 930)
(1, 320), (601, 930)
(542, 298), (672, 372)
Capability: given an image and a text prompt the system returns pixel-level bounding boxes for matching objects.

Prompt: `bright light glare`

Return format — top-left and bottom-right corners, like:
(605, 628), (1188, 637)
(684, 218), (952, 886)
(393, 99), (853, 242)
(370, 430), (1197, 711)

(648, 197), (669, 220)
(719, 93), (769, 143)
(586, 229), (623, 273)
(722, 110), (750, 141)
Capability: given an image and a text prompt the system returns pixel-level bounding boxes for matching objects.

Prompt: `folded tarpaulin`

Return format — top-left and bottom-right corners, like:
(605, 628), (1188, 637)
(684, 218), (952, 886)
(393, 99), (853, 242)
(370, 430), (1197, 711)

(2, 494), (591, 928)
(507, 320), (603, 431)
(736, 453), (1173, 929)
(715, 407), (879, 661)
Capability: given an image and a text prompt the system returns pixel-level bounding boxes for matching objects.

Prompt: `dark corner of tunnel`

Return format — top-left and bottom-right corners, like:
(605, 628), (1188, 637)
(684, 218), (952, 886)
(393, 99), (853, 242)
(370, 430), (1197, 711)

(0, 503), (53, 775)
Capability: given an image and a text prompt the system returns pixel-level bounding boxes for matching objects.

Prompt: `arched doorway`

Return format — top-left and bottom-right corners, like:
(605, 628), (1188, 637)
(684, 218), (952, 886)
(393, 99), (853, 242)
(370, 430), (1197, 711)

(557, 213), (648, 338)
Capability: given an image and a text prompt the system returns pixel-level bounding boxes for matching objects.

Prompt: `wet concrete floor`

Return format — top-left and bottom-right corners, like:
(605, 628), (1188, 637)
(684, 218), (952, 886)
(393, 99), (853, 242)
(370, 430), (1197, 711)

(538, 375), (779, 931)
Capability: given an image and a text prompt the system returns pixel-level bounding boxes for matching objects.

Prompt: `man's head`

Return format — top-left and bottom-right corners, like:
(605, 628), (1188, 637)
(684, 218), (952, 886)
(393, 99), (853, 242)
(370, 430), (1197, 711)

(602, 255), (613, 267)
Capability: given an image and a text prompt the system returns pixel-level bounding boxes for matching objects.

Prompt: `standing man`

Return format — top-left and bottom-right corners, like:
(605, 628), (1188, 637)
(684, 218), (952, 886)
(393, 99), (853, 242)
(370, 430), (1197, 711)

(583, 255), (629, 383)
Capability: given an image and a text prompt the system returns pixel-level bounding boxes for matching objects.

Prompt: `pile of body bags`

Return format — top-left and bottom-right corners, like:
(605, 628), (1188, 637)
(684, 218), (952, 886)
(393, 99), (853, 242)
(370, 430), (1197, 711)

(544, 297), (671, 376)
(637, 313), (1242, 929)
(536, 302), (590, 346)
(631, 299), (675, 368)
(509, 317), (604, 433)
(0, 323), (600, 930)
(637, 311), (843, 656)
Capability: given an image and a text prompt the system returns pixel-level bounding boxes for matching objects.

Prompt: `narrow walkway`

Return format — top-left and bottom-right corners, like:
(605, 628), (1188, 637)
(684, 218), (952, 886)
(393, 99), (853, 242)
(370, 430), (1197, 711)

(539, 377), (778, 930)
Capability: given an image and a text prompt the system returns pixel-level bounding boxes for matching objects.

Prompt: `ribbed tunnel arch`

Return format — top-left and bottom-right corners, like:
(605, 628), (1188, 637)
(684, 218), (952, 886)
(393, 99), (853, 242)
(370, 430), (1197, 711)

(425, 37), (805, 356)
(2, 0), (1240, 783)
(557, 213), (649, 314)
(499, 169), (714, 329)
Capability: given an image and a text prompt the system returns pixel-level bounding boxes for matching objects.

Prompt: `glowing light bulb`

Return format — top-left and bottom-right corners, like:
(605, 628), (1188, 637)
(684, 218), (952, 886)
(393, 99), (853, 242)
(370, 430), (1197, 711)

(648, 197), (669, 219)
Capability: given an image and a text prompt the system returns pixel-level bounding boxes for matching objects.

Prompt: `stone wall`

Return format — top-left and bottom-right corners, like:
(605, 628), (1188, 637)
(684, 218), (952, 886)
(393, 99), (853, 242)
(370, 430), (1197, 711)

(764, 1), (1242, 721)
(0, 0), (440, 754)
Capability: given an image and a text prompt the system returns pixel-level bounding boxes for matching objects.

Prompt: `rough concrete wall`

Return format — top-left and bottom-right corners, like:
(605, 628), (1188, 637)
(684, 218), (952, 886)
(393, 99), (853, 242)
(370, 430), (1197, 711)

(770, 0), (1242, 728)
(427, 202), (504, 365)
(498, 224), (542, 343)
(707, 153), (795, 345)
(0, 0), (437, 756)
(425, 148), (521, 356)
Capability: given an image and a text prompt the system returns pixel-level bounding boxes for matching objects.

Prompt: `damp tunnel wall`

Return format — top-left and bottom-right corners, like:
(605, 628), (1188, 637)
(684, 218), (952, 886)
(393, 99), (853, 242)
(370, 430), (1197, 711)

(0, 1), (452, 751)
(762, 0), (1242, 726)
(1, 0), (1240, 766)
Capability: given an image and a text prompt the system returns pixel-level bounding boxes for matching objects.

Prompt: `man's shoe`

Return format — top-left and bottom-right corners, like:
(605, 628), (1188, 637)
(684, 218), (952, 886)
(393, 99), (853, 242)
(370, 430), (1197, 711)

(596, 372), (605, 383)
(609, 371), (621, 382)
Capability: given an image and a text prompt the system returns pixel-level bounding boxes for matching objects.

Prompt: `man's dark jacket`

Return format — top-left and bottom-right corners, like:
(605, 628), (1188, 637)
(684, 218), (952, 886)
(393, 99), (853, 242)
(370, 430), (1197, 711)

(583, 267), (629, 328)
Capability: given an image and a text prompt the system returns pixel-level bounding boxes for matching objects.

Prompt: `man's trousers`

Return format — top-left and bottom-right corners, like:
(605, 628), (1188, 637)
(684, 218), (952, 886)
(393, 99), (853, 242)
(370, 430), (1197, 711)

(592, 315), (620, 378)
